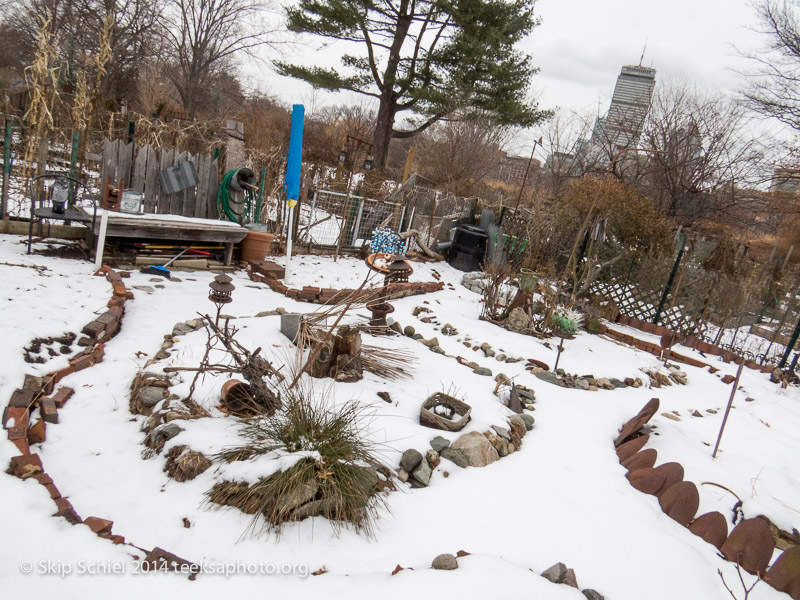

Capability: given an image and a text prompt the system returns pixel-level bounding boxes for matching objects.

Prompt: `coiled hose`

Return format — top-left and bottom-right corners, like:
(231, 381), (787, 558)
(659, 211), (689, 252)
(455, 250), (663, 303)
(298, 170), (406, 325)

(217, 168), (256, 224)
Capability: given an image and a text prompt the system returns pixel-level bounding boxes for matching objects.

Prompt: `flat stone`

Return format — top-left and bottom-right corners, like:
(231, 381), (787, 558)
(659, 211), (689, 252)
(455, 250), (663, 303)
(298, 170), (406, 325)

(621, 448), (658, 471)
(658, 481), (700, 527)
(430, 436), (450, 452)
(535, 370), (564, 387)
(721, 518), (775, 575)
(508, 415), (528, 436)
(400, 449), (423, 472)
(764, 547), (800, 598)
(492, 426), (511, 441)
(541, 562), (568, 584)
(689, 511), (728, 550)
(132, 286), (154, 293)
(661, 412), (681, 422)
(412, 458), (432, 486)
(485, 432), (509, 457)
(575, 378), (590, 390)
(431, 554), (458, 570)
(616, 435), (649, 462)
(431, 346), (445, 355)
(440, 447), (468, 468)
(627, 467), (667, 495)
(425, 450), (440, 470)
(473, 367), (492, 376)
(563, 568), (579, 588)
(517, 388), (536, 402)
(421, 337), (440, 348)
(582, 590), (605, 600)
(653, 462), (684, 496)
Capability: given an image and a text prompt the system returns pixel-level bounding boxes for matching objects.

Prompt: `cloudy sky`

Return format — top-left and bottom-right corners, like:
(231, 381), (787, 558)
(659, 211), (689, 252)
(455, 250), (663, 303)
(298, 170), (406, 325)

(527, 0), (762, 115)
(253, 0), (769, 150)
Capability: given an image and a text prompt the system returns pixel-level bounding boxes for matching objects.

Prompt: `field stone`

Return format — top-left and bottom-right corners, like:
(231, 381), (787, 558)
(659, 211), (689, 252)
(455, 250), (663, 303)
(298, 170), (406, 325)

(689, 512), (728, 550)
(658, 481), (700, 527)
(626, 467), (667, 495)
(505, 307), (530, 332)
(721, 517), (775, 575)
(397, 469), (409, 483)
(473, 367), (492, 376)
(485, 433), (509, 457)
(508, 415), (527, 435)
(440, 447), (468, 468)
(541, 562), (568, 583)
(426, 450), (441, 470)
(138, 387), (166, 407)
(517, 413), (535, 431)
(278, 480), (319, 511)
(412, 458), (432, 486)
(582, 591), (605, 600)
(432, 554), (458, 570)
(401, 449), (423, 472)
(430, 436), (450, 452)
(450, 432), (499, 467)
(404, 325), (416, 337)
(621, 448), (658, 472)
(764, 547), (800, 599)
(563, 568), (579, 588)
(616, 435), (650, 462)
(492, 426), (511, 441)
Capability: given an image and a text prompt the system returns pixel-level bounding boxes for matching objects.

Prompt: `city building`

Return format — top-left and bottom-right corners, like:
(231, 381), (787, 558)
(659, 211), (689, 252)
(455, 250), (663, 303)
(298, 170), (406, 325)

(592, 64), (656, 152)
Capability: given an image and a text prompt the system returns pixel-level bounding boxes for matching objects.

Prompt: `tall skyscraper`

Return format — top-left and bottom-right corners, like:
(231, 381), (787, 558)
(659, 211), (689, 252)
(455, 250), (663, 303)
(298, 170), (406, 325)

(593, 64), (656, 152)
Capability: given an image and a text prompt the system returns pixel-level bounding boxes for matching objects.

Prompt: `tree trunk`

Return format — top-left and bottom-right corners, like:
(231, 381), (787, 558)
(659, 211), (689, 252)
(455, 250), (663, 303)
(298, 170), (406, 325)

(373, 94), (397, 169)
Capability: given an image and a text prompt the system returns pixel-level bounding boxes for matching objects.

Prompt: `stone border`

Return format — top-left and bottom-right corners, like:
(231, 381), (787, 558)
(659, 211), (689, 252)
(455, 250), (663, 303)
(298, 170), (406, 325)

(615, 400), (799, 596)
(3, 266), (200, 577)
(248, 260), (444, 304)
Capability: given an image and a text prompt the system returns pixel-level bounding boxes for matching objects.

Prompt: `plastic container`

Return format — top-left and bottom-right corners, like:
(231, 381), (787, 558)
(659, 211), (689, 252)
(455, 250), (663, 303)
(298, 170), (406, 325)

(448, 224), (488, 272)
(240, 230), (274, 262)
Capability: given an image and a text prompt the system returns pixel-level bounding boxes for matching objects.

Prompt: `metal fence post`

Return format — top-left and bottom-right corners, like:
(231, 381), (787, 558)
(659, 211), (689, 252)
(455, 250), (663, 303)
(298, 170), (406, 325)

(653, 233), (687, 324)
(778, 311), (800, 369)
(1, 119), (11, 219)
(68, 130), (79, 208)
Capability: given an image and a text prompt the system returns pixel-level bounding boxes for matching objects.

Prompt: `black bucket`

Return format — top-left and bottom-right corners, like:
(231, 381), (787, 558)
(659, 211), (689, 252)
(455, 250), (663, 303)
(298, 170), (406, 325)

(448, 225), (488, 272)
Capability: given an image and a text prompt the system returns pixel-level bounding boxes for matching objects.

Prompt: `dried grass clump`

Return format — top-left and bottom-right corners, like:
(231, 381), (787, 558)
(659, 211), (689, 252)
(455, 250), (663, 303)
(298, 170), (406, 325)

(164, 445), (212, 482)
(208, 388), (388, 537)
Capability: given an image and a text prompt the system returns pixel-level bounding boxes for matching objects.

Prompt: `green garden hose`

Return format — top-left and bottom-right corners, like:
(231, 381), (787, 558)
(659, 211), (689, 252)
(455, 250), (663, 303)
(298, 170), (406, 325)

(217, 169), (255, 224)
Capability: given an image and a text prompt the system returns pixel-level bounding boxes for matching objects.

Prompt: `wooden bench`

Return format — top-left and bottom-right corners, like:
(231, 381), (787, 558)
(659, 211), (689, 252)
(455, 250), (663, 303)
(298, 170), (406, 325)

(92, 210), (247, 265)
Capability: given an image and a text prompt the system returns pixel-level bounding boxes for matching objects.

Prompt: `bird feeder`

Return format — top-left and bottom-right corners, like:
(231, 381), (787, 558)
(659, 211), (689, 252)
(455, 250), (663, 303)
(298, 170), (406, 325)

(209, 273), (235, 324)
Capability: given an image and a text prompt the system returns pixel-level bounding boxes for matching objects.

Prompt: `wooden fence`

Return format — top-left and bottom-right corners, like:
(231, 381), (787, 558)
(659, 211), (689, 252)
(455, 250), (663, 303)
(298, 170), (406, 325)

(100, 139), (220, 220)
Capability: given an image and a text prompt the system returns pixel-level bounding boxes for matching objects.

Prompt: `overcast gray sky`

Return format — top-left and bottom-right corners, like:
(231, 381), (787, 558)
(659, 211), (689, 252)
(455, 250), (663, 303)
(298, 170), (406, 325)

(527, 0), (762, 115)
(252, 0), (768, 149)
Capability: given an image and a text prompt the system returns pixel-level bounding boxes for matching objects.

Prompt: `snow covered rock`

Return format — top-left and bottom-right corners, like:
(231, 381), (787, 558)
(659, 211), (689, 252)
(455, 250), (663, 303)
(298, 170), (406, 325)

(431, 553), (458, 570)
(450, 431), (499, 467)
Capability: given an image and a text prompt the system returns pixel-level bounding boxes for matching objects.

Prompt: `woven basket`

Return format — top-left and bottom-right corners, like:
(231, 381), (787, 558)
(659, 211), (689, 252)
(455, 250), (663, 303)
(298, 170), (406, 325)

(420, 393), (472, 432)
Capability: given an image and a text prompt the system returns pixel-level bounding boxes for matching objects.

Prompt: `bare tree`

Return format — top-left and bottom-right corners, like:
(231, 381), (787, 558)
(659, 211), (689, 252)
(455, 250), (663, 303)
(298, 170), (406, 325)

(414, 114), (510, 196)
(741, 0), (800, 132)
(640, 80), (768, 224)
(161, 0), (278, 117)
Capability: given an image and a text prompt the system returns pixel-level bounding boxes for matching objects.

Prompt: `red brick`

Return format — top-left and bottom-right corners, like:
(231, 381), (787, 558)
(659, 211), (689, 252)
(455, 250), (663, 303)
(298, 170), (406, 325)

(286, 289), (299, 298)
(106, 270), (122, 283)
(69, 353), (94, 372)
(83, 516), (113, 535)
(94, 265), (112, 276)
(8, 454), (43, 479)
(301, 286), (321, 296)
(125, 291), (134, 300)
(92, 343), (105, 363)
(82, 320), (105, 338)
(44, 483), (61, 500)
(48, 366), (75, 387)
(107, 296), (125, 309)
(10, 437), (30, 455)
(274, 284), (288, 295)
(3, 406), (28, 429)
(51, 387), (75, 408)
(297, 292), (317, 302)
(109, 535), (125, 545)
(27, 418), (46, 445)
(40, 399), (58, 424)
(250, 260), (285, 280)
(119, 271), (131, 279)
(249, 271), (264, 283)
(9, 388), (35, 409)
(23, 374), (44, 393)
(33, 473), (53, 486)
(53, 498), (81, 524)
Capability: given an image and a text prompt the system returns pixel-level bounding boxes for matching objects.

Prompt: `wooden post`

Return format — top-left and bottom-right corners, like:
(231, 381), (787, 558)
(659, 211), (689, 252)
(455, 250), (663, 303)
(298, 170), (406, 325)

(712, 359), (745, 458)
(1, 120), (11, 220)
(68, 130), (79, 208)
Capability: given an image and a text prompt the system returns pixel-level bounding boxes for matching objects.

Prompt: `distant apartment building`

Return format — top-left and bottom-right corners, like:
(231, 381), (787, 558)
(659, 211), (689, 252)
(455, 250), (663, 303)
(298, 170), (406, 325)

(491, 151), (540, 184)
(592, 64), (657, 152)
(769, 168), (800, 195)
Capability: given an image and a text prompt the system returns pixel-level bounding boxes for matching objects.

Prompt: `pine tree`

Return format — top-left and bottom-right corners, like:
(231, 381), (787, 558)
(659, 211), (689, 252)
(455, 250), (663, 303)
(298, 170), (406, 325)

(277, 0), (550, 168)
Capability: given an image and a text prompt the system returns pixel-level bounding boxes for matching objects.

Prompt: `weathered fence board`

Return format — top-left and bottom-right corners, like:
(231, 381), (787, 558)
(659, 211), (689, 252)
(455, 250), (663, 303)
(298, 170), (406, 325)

(157, 148), (174, 214)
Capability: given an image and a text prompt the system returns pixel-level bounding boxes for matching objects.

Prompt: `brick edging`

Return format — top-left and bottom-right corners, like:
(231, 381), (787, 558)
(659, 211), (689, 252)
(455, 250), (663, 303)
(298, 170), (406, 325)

(3, 266), (132, 544)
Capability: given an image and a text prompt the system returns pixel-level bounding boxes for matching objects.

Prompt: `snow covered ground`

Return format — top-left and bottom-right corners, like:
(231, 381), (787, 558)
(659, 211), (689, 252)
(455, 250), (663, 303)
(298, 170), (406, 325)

(1, 232), (799, 599)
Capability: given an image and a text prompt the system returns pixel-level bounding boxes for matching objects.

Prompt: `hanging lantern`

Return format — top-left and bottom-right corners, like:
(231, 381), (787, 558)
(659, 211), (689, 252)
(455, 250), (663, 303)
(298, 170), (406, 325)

(338, 150), (348, 164)
(363, 156), (374, 171)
